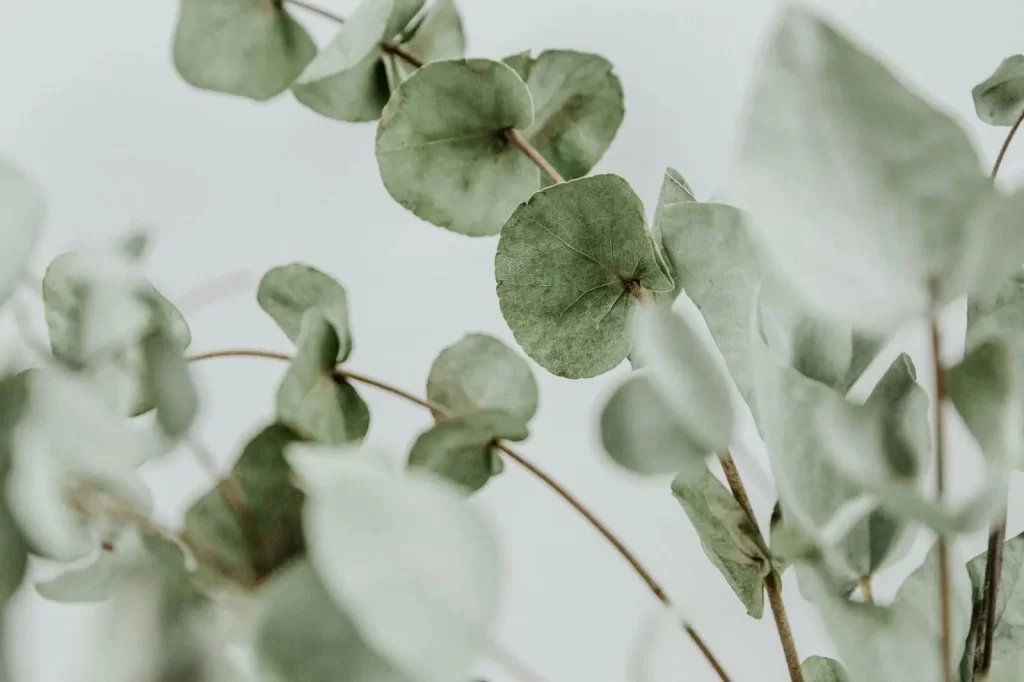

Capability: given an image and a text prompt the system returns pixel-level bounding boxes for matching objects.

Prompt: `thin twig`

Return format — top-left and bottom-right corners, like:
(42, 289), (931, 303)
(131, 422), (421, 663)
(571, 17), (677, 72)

(284, 0), (566, 186)
(991, 106), (1024, 179)
(929, 282), (955, 682)
(720, 455), (804, 682)
(858, 577), (874, 605)
(188, 347), (734, 682)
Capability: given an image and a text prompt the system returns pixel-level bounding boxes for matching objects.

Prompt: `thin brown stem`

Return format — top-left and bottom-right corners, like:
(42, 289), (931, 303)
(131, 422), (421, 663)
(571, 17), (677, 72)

(858, 577), (874, 605)
(720, 455), (804, 682)
(284, 0), (566, 186)
(991, 106), (1024, 179)
(188, 347), (733, 682)
(929, 284), (955, 682)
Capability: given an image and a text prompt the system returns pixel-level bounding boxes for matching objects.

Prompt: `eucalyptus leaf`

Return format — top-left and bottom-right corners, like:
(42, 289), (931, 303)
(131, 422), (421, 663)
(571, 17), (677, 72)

(649, 167), (696, 300)
(257, 263), (352, 363)
(973, 55), (1024, 126)
(173, 0), (316, 101)
(255, 559), (410, 682)
(967, 271), (1024, 352)
(426, 333), (538, 423)
(801, 656), (850, 682)
(599, 372), (710, 476)
(0, 159), (43, 306)
(961, 530), (1024, 676)
(276, 310), (369, 444)
(494, 174), (673, 378)
(725, 7), (1009, 334)
(950, 339), (1022, 471)
(384, 0), (465, 87)
(376, 58), (537, 237)
(671, 468), (770, 618)
(140, 328), (198, 439)
(297, 456), (500, 682)
(0, 499), (27, 603)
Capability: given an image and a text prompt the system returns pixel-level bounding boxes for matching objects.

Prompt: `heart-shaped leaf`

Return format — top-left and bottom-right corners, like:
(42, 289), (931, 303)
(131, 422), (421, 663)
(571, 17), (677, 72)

(376, 58), (536, 237)
(0, 160), (43, 307)
(973, 55), (1024, 126)
(173, 0), (316, 101)
(495, 174), (673, 378)
(258, 263), (353, 362)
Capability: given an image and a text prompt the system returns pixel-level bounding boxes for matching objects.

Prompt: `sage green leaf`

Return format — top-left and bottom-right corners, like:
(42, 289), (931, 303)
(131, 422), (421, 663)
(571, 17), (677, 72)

(140, 328), (198, 438)
(514, 50), (624, 186)
(671, 468), (770, 618)
(649, 167), (695, 300)
(494, 174), (673, 378)
(255, 559), (410, 682)
(0, 499), (27, 603)
(725, 6), (1001, 333)
(426, 333), (538, 423)
(973, 55), (1024, 126)
(292, 49), (391, 122)
(257, 263), (352, 362)
(630, 304), (734, 452)
(407, 409), (527, 493)
(385, 0), (465, 87)
(950, 339), (1021, 470)
(298, 457), (500, 682)
(183, 423), (305, 585)
(962, 530), (1024, 675)
(276, 311), (369, 444)
(172, 0), (316, 101)
(501, 51), (531, 81)
(802, 542), (972, 682)
(801, 656), (850, 682)
(0, 160), (43, 306)
(967, 271), (1024, 351)
(376, 58), (536, 237)
(599, 372), (710, 476)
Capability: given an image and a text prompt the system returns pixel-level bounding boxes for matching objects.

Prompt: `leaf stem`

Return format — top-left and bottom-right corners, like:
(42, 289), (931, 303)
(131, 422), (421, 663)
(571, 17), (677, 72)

(928, 284), (955, 682)
(284, 0), (566, 186)
(188, 347), (734, 682)
(991, 106), (1024, 179)
(719, 455), (804, 682)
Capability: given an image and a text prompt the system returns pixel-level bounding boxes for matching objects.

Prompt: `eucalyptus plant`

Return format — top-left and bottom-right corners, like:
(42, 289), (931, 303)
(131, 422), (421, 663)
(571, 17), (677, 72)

(4, 1), (1024, 681)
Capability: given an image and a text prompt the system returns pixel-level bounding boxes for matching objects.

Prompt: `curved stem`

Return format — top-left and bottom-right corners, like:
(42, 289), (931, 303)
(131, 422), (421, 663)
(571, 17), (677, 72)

(188, 347), (734, 682)
(991, 106), (1024, 179)
(284, 0), (565, 186)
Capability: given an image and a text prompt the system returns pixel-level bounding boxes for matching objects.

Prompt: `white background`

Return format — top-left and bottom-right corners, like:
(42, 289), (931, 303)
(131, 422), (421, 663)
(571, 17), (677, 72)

(2, 0), (1024, 680)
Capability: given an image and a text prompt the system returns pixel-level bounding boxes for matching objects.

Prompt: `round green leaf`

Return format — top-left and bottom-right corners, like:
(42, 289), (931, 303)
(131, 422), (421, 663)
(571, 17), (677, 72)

(172, 0), (316, 101)
(801, 656), (850, 682)
(376, 58), (537, 237)
(0, 160), (43, 307)
(514, 50), (624, 186)
(384, 0), (466, 88)
(494, 174), (673, 378)
(426, 333), (538, 423)
(973, 55), (1024, 126)
(298, 458), (500, 682)
(407, 409), (527, 493)
(257, 263), (352, 362)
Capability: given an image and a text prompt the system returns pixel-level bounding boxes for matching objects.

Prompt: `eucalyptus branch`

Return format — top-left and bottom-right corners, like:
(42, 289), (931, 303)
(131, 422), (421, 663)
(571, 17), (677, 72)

(188, 347), (734, 682)
(719, 455), (804, 682)
(990, 106), (1024, 179)
(284, 0), (565, 185)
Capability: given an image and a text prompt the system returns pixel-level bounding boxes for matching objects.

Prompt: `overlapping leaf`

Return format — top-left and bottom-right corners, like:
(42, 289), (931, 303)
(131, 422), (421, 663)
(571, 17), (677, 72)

(961, 531), (1024, 677)
(384, 0), (465, 87)
(973, 55), (1024, 126)
(258, 263), (353, 362)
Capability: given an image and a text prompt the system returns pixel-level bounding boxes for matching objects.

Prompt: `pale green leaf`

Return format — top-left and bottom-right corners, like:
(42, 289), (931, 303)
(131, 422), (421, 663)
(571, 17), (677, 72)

(967, 271), (1024, 352)
(140, 328), (198, 439)
(0, 499), (27, 604)
(599, 372), (710, 476)
(376, 58), (536, 237)
(671, 468), (770, 618)
(0, 160), (43, 306)
(950, 339), (1022, 471)
(255, 559), (410, 682)
(385, 0), (465, 87)
(275, 311), (370, 444)
(173, 0), (316, 101)
(630, 304), (734, 452)
(801, 656), (850, 682)
(426, 333), (538, 423)
(407, 409), (527, 493)
(501, 51), (531, 81)
(973, 55), (1024, 126)
(257, 263), (352, 362)
(292, 49), (391, 122)
(961, 531), (1024, 676)
(300, 457), (500, 682)
(494, 174), (673, 378)
(649, 167), (695, 300)
(725, 7), (1002, 333)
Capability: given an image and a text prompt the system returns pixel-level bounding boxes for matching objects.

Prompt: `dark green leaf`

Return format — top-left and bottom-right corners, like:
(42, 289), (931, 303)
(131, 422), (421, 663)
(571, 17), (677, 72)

(494, 174), (673, 378)
(257, 263), (352, 362)
(973, 55), (1024, 126)
(0, 159), (43, 306)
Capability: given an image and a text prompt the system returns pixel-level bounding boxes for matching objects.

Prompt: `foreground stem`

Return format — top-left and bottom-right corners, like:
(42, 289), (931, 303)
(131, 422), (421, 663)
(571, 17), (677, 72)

(189, 348), (733, 682)
(720, 456), (804, 682)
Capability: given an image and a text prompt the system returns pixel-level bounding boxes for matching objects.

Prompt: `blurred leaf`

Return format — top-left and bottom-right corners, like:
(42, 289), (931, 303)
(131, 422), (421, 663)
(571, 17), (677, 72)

(950, 339), (1021, 470)
(293, 0), (424, 122)
(973, 55), (1024, 125)
(495, 174), (673, 378)
(407, 409), (526, 493)
(0, 159), (43, 306)
(426, 333), (538, 423)
(801, 656), (850, 682)
(257, 263), (352, 363)
(671, 468), (770, 618)
(600, 372), (710, 476)
(0, 499), (27, 604)
(276, 311), (369, 444)
(385, 0), (465, 86)
(299, 457), (500, 682)
(184, 423), (305, 585)
(725, 7), (1016, 334)
(376, 58), (536, 237)
(961, 530), (1024, 677)
(255, 559), (410, 682)
(140, 328), (198, 439)
(173, 0), (316, 101)
(967, 271), (1024, 352)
